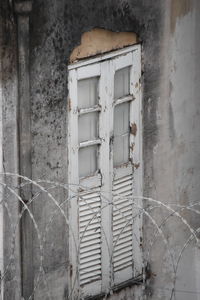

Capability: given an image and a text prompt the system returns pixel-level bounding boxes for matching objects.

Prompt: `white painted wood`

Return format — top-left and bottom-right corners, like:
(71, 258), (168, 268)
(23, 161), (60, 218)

(130, 46), (143, 276)
(80, 173), (101, 189)
(99, 59), (113, 291)
(78, 186), (102, 296)
(113, 162), (133, 179)
(79, 138), (101, 148)
(114, 95), (133, 106)
(80, 280), (101, 299)
(68, 44), (142, 298)
(79, 189), (102, 287)
(107, 58), (115, 286)
(77, 63), (100, 80)
(111, 46), (143, 285)
(112, 60), (133, 268)
(69, 61), (103, 297)
(68, 68), (80, 299)
(79, 105), (101, 115)
(112, 172), (134, 284)
(68, 44), (139, 70)
(113, 52), (133, 72)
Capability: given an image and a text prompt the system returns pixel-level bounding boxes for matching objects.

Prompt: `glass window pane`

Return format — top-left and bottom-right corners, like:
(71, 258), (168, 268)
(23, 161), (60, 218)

(78, 77), (99, 109)
(114, 67), (130, 99)
(113, 135), (129, 167)
(79, 146), (98, 178)
(78, 112), (98, 143)
(113, 102), (130, 167)
(114, 102), (130, 136)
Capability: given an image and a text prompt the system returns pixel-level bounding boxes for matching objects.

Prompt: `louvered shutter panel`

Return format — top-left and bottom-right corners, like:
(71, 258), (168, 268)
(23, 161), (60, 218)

(112, 167), (134, 284)
(79, 188), (102, 286)
(76, 63), (103, 297)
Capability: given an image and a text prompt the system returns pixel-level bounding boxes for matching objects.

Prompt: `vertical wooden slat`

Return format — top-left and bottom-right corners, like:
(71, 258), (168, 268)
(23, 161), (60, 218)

(68, 68), (80, 299)
(130, 46), (143, 276)
(99, 60), (113, 290)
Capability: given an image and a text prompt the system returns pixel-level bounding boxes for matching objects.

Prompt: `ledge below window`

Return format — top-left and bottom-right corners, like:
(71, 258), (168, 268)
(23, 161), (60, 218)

(84, 274), (144, 300)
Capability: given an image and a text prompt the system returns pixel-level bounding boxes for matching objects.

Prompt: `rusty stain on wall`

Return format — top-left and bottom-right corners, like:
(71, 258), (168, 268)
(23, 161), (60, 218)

(130, 122), (137, 136)
(69, 28), (138, 63)
(68, 97), (72, 111)
(130, 142), (135, 152)
(134, 163), (140, 169)
(170, 0), (192, 33)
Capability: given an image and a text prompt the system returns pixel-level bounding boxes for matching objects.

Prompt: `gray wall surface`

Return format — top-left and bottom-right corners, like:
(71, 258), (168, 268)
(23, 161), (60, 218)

(0, 0), (200, 299)
(0, 1), (21, 299)
(144, 1), (200, 299)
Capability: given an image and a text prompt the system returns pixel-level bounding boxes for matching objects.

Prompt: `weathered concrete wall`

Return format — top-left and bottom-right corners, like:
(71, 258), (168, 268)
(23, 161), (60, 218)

(0, 12), (3, 299)
(1, 0), (200, 299)
(0, 1), (21, 299)
(29, 0), (164, 299)
(144, 1), (200, 299)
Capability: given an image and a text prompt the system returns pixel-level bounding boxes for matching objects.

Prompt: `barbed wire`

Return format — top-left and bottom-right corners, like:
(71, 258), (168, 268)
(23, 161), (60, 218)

(0, 173), (199, 300)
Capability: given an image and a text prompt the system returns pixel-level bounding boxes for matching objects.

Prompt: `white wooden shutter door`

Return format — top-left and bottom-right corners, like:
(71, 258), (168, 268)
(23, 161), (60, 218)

(78, 60), (113, 296)
(113, 166), (134, 282)
(68, 45), (142, 298)
(69, 60), (113, 298)
(111, 49), (142, 285)
(68, 63), (103, 298)
(77, 63), (103, 297)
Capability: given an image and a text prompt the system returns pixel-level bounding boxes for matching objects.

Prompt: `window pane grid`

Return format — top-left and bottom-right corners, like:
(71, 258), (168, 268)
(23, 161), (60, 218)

(68, 46), (142, 294)
(78, 76), (100, 178)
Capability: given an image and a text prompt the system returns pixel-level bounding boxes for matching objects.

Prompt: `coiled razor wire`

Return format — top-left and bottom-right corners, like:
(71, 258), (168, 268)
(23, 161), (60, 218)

(0, 173), (199, 300)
